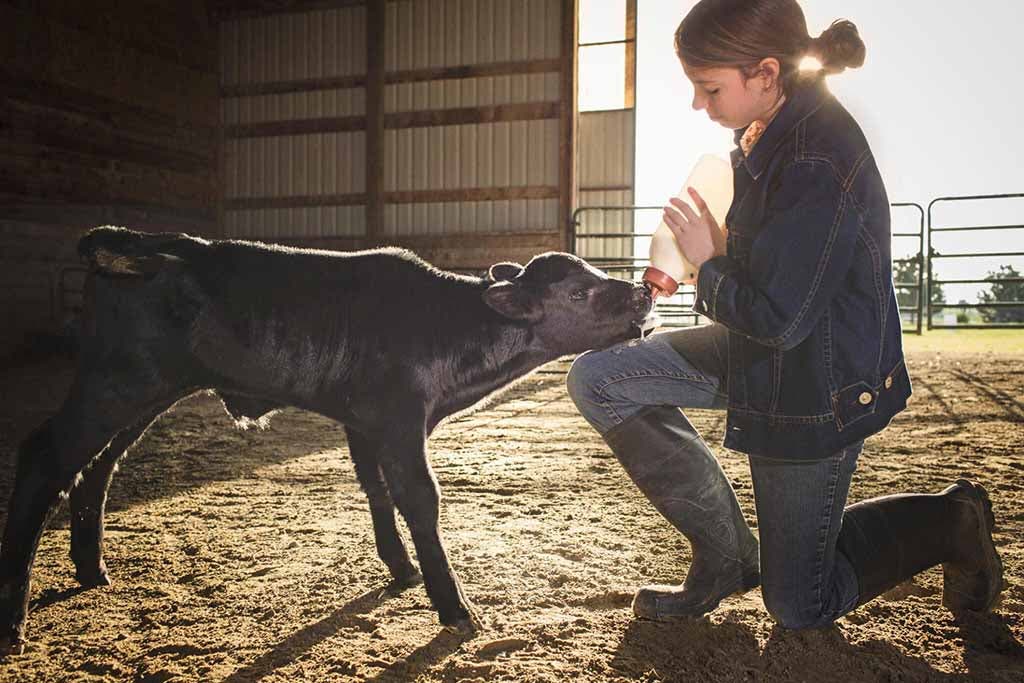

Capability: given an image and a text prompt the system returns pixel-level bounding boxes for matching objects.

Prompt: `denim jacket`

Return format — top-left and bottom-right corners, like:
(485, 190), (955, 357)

(690, 74), (912, 460)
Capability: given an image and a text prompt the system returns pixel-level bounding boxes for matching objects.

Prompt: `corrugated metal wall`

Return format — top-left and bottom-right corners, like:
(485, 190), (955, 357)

(220, 6), (368, 239)
(577, 108), (634, 262)
(219, 0), (569, 258)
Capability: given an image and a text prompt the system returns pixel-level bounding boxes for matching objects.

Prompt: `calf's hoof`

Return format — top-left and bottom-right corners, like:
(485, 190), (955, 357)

(442, 607), (483, 636)
(75, 563), (112, 589)
(381, 571), (423, 597)
(0, 634), (25, 657)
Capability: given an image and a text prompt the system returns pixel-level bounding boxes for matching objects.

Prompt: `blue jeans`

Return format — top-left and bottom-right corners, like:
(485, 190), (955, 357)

(567, 325), (863, 628)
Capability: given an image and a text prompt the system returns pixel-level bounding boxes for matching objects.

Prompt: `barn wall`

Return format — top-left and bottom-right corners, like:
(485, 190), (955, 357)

(219, 0), (576, 270)
(0, 0), (220, 360)
(577, 108), (635, 263)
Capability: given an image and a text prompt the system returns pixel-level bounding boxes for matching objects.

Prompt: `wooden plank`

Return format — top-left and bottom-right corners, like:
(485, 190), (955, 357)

(624, 0), (637, 109)
(384, 102), (560, 129)
(222, 74), (367, 98)
(213, 0), (367, 21)
(579, 184), (633, 193)
(0, 199), (217, 232)
(365, 0), (385, 242)
(223, 103), (560, 138)
(267, 230), (564, 270)
(386, 186), (560, 204)
(224, 186), (559, 210)
(387, 59), (563, 85)
(0, 4), (219, 127)
(218, 59), (563, 98)
(224, 115), (367, 138)
(28, 0), (218, 73)
(226, 193), (368, 210)
(0, 69), (217, 151)
(560, 0), (579, 252)
(0, 153), (216, 213)
(0, 99), (214, 174)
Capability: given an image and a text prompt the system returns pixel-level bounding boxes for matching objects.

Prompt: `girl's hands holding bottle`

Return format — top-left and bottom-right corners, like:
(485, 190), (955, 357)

(662, 187), (728, 280)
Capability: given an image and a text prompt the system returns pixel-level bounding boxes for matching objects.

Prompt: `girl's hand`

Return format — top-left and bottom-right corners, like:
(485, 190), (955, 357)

(663, 187), (728, 274)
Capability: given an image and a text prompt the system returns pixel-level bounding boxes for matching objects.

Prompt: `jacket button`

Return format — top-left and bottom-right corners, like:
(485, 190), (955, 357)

(858, 391), (873, 405)
(884, 376), (893, 389)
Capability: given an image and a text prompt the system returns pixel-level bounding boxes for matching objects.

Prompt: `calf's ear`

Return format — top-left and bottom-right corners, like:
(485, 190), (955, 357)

(482, 281), (541, 321)
(487, 261), (525, 282)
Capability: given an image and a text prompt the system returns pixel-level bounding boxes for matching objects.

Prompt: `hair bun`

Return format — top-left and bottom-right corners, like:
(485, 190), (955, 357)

(812, 19), (866, 74)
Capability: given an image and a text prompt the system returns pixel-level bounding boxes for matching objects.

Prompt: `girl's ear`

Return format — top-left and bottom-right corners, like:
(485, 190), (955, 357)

(757, 57), (781, 92)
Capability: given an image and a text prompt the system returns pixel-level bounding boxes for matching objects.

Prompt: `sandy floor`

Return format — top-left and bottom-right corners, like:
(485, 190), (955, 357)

(0, 347), (1022, 682)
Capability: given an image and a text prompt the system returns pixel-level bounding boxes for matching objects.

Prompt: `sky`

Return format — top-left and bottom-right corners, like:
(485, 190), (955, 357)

(625, 0), (1024, 306)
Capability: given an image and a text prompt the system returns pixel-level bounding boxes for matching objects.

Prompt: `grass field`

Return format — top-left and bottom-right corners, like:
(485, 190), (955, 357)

(901, 328), (1024, 355)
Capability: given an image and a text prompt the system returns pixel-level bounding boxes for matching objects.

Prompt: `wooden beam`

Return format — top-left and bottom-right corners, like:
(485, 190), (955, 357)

(268, 230), (564, 270)
(0, 69), (217, 149)
(225, 193), (367, 210)
(384, 102), (560, 129)
(1, 98), (214, 174)
(0, 5), (219, 127)
(386, 186), (560, 204)
(224, 186), (560, 210)
(0, 199), (216, 231)
(560, 0), (579, 252)
(365, 0), (385, 242)
(222, 75), (367, 98)
(385, 59), (562, 85)
(28, 0), (218, 73)
(625, 0), (637, 109)
(0, 152), (216, 213)
(223, 115), (367, 138)
(214, 0), (367, 21)
(223, 103), (561, 138)
(219, 58), (564, 98)
(579, 185), (634, 193)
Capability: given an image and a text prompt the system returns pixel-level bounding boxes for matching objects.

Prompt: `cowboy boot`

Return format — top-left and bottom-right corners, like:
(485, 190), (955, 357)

(837, 479), (1002, 616)
(604, 406), (760, 619)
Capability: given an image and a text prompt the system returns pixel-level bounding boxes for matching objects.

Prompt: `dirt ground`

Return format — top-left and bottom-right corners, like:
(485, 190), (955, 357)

(0, 345), (1022, 682)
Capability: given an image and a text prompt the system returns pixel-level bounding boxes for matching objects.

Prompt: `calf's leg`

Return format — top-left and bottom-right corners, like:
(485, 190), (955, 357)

(69, 406), (170, 587)
(378, 433), (481, 633)
(345, 427), (421, 591)
(0, 373), (186, 654)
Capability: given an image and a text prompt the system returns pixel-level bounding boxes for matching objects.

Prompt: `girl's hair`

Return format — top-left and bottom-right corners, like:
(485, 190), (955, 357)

(674, 0), (865, 95)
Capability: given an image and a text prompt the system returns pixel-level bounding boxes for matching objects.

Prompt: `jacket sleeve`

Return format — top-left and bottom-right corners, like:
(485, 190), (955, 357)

(693, 159), (861, 351)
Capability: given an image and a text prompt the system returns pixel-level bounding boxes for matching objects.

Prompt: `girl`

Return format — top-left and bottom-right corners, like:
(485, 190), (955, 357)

(567, 0), (1002, 629)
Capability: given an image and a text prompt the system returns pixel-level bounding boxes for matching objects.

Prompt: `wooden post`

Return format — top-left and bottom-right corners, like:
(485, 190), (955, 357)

(560, 0), (579, 253)
(365, 0), (386, 243)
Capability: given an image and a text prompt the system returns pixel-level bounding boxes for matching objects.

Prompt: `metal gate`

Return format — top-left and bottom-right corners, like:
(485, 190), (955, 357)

(891, 202), (926, 335)
(572, 202), (928, 332)
(927, 193), (1024, 329)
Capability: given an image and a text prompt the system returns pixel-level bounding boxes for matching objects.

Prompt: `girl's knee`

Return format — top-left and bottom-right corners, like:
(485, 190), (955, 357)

(565, 351), (604, 407)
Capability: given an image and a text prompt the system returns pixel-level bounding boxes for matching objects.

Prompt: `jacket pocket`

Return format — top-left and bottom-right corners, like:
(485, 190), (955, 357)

(832, 380), (878, 430)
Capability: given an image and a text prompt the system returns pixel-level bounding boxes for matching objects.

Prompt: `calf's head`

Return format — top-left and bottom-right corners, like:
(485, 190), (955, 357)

(482, 253), (653, 354)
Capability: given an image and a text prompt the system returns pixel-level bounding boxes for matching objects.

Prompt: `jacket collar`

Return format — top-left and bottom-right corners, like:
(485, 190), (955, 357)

(730, 72), (831, 180)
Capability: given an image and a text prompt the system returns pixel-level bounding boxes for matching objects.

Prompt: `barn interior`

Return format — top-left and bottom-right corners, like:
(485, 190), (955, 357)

(1, 2), (1023, 682)
(2, 0), (640, 361)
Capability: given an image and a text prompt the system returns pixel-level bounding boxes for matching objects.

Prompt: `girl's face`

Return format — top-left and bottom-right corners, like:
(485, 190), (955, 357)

(683, 61), (781, 130)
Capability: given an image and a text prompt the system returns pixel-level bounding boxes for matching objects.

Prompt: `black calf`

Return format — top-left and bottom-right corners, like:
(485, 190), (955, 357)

(0, 226), (652, 653)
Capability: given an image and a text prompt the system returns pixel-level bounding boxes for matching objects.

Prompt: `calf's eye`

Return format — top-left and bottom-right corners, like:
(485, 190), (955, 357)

(569, 289), (588, 302)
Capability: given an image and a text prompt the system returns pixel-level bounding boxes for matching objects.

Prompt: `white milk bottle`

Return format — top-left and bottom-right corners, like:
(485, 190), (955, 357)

(642, 154), (734, 298)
